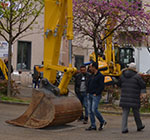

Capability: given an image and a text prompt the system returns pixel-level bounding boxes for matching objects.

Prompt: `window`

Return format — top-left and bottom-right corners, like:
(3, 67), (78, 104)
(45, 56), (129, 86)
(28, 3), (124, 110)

(75, 55), (84, 70)
(119, 47), (134, 69)
(17, 41), (31, 70)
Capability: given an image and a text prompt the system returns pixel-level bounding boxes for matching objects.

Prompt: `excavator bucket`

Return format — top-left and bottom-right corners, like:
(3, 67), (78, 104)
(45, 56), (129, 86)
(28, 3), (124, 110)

(6, 89), (82, 128)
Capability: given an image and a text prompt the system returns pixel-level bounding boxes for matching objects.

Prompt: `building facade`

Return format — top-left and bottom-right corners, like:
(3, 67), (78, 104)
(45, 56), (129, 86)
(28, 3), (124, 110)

(0, 0), (150, 85)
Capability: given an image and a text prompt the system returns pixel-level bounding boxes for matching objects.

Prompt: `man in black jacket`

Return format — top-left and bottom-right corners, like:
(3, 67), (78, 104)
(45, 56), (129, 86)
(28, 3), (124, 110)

(75, 65), (90, 124)
(118, 62), (146, 133)
(86, 62), (107, 131)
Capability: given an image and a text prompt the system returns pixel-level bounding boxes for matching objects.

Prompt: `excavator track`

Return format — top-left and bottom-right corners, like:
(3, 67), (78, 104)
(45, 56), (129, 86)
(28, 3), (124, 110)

(6, 89), (82, 128)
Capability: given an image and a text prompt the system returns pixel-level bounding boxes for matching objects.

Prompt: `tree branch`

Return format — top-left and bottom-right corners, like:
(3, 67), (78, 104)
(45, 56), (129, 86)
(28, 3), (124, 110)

(0, 20), (9, 34)
(12, 0), (30, 23)
(12, 5), (44, 43)
(102, 16), (129, 41)
(0, 31), (8, 42)
(14, 30), (43, 43)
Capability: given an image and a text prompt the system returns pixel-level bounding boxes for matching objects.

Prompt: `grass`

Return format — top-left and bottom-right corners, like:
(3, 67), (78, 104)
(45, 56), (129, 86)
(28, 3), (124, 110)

(0, 94), (30, 104)
(140, 106), (150, 113)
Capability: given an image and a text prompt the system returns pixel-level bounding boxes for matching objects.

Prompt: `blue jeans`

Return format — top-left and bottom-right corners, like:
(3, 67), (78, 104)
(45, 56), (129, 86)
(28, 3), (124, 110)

(33, 80), (40, 88)
(77, 92), (88, 119)
(88, 94), (104, 128)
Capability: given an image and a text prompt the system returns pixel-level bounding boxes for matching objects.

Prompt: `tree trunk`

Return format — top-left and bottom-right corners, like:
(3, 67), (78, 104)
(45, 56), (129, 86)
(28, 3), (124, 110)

(7, 0), (13, 97)
(7, 41), (12, 97)
(93, 39), (98, 63)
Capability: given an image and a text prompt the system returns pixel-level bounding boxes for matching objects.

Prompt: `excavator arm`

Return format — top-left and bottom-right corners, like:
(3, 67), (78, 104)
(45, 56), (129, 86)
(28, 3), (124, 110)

(44, 0), (75, 95)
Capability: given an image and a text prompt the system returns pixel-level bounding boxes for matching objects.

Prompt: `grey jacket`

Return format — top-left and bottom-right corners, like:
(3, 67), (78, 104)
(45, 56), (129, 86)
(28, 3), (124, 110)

(119, 68), (146, 108)
(74, 72), (90, 95)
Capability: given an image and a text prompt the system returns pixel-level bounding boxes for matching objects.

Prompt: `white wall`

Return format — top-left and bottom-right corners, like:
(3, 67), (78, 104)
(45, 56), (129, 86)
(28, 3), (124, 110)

(134, 47), (150, 73)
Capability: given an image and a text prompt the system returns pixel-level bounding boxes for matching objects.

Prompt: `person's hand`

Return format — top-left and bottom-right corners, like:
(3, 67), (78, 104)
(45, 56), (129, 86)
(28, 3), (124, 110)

(93, 94), (96, 96)
(140, 94), (146, 99)
(114, 84), (118, 88)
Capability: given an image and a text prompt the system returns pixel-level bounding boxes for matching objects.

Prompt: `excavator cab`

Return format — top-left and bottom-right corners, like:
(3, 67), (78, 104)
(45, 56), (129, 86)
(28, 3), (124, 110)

(6, 0), (82, 128)
(118, 47), (134, 69)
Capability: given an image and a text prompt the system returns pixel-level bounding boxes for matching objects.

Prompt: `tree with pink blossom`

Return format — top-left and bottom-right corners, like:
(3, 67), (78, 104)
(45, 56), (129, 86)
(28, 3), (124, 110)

(73, 0), (150, 62)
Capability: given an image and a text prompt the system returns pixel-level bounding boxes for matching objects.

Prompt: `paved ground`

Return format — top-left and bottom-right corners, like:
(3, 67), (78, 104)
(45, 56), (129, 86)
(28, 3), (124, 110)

(0, 103), (150, 140)
(0, 85), (150, 140)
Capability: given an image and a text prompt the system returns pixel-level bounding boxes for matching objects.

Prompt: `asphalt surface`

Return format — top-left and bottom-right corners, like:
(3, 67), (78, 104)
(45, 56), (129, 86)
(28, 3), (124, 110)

(0, 103), (150, 140)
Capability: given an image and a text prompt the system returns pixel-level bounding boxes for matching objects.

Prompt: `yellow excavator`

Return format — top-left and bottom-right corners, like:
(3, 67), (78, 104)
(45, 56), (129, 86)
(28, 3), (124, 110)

(89, 18), (134, 80)
(0, 58), (8, 80)
(6, 0), (82, 128)
(89, 43), (134, 78)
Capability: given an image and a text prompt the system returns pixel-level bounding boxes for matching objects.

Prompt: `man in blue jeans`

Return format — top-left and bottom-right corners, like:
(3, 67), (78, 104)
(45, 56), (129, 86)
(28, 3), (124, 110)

(86, 62), (107, 131)
(75, 65), (90, 124)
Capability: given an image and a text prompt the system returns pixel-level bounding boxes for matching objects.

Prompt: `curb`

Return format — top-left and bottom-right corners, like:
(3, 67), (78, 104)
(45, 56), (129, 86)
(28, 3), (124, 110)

(101, 110), (122, 115)
(1, 100), (150, 117)
(101, 110), (150, 117)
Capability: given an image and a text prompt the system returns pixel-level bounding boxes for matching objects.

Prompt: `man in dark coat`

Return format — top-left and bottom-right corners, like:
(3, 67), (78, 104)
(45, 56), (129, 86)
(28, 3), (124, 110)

(118, 62), (146, 133)
(75, 65), (90, 124)
(86, 62), (107, 131)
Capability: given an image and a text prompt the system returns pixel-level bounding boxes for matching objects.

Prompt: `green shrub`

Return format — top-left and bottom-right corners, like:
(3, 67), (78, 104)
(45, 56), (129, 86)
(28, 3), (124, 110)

(140, 93), (150, 109)
(0, 80), (7, 95)
(103, 85), (120, 103)
(0, 80), (20, 96)
(140, 74), (150, 87)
